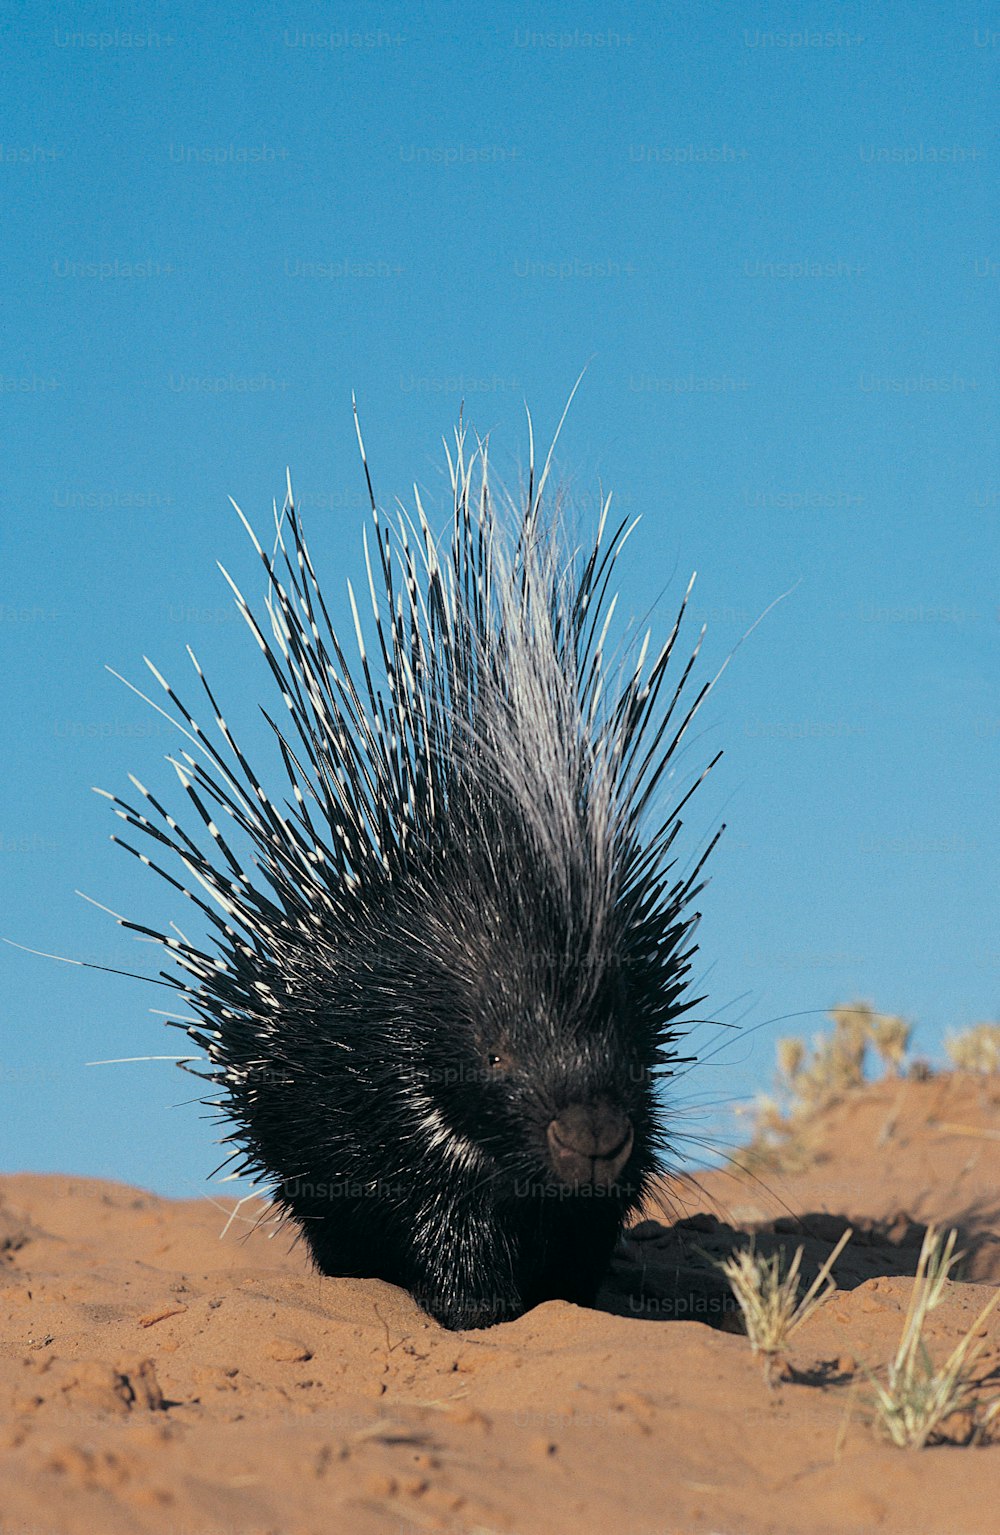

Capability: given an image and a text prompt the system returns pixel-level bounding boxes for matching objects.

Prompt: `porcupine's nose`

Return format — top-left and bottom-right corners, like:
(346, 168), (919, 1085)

(546, 1103), (634, 1187)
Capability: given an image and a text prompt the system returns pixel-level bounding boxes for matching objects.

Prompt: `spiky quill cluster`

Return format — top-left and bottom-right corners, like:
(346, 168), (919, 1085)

(97, 403), (722, 1328)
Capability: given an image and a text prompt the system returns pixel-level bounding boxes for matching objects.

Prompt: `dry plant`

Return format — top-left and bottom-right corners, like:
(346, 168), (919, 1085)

(741, 1000), (903, 1172)
(945, 1023), (1000, 1075)
(868, 1010), (911, 1076)
(865, 1225), (1000, 1448)
(718, 1228), (852, 1384)
(736, 1090), (814, 1175)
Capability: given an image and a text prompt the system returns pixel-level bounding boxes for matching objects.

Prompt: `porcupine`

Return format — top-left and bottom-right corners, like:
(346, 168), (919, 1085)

(98, 400), (722, 1330)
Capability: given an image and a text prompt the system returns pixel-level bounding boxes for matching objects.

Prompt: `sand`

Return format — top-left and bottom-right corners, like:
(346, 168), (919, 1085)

(1, 1070), (997, 1535)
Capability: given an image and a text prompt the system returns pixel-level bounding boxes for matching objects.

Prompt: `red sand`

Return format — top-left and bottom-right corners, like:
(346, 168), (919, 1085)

(1, 1071), (997, 1534)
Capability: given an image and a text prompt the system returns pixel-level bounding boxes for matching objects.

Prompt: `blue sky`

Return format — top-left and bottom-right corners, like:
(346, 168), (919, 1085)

(1, 3), (997, 1198)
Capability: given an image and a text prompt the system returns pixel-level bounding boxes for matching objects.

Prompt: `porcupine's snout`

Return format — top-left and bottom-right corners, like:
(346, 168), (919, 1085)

(546, 1102), (634, 1187)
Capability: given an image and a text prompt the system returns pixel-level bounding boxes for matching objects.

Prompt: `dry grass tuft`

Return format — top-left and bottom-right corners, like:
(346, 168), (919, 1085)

(864, 1225), (1000, 1448)
(718, 1228), (852, 1384)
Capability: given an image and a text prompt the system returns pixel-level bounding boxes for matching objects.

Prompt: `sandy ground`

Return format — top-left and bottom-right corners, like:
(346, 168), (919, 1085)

(1, 1070), (998, 1535)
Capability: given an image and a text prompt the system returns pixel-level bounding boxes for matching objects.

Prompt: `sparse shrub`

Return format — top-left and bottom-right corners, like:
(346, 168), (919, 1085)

(869, 1011), (911, 1076)
(790, 1001), (886, 1111)
(775, 1037), (805, 1082)
(946, 1023), (1000, 1075)
(741, 1000), (902, 1171)
(739, 1005), (998, 1174)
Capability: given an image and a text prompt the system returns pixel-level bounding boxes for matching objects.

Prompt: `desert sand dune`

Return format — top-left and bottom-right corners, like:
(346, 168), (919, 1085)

(1, 1071), (997, 1535)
